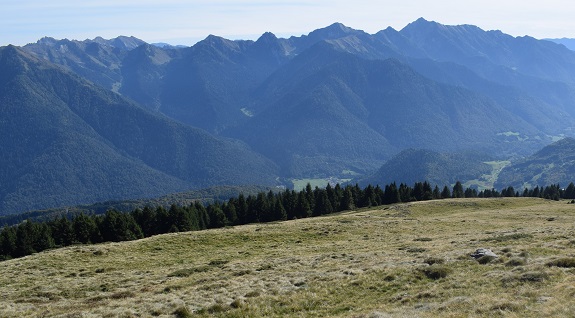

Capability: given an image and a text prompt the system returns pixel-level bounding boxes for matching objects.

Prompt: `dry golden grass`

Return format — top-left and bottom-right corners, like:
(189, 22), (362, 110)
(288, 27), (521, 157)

(2, 197), (575, 317)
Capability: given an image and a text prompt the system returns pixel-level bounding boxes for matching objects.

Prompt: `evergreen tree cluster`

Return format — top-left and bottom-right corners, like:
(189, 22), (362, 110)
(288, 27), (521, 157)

(2, 181), (574, 261)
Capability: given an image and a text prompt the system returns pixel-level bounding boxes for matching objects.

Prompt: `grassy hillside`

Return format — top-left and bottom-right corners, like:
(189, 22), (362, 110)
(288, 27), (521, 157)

(2, 198), (575, 317)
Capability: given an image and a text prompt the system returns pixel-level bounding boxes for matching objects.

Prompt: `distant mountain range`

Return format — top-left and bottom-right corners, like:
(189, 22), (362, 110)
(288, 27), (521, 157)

(546, 38), (575, 51)
(3, 18), (575, 214)
(495, 137), (575, 189)
(0, 46), (278, 214)
(360, 149), (494, 188)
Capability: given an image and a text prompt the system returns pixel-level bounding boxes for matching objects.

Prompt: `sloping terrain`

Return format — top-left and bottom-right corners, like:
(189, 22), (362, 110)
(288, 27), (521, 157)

(0, 46), (278, 214)
(5, 19), (575, 212)
(361, 149), (493, 187)
(495, 137), (575, 189)
(2, 198), (575, 317)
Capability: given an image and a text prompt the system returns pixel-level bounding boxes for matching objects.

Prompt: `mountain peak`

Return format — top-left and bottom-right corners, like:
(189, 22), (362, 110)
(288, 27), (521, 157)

(401, 17), (440, 33)
(107, 36), (146, 50)
(307, 22), (360, 40)
(0, 44), (34, 66)
(256, 32), (278, 43)
(197, 34), (244, 54)
(325, 22), (353, 32)
(414, 17), (431, 24)
(401, 17), (486, 36)
(36, 37), (58, 46)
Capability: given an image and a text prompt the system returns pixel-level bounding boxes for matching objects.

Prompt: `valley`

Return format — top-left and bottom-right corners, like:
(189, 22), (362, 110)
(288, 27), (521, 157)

(3, 18), (575, 249)
(4, 3), (575, 318)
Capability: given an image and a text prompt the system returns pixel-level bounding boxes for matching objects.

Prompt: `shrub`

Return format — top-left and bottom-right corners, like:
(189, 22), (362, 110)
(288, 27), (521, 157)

(207, 304), (227, 314)
(245, 290), (261, 297)
(168, 266), (210, 277)
(483, 233), (533, 242)
(230, 299), (244, 309)
(421, 265), (450, 280)
(208, 259), (229, 266)
(477, 255), (497, 264)
(505, 257), (527, 267)
(520, 271), (548, 282)
(490, 302), (523, 312)
(173, 306), (193, 318)
(110, 291), (136, 299)
(424, 257), (445, 265)
(547, 258), (575, 268)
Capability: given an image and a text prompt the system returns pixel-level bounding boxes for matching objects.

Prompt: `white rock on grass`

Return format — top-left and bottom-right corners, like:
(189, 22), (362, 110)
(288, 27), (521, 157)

(470, 248), (498, 259)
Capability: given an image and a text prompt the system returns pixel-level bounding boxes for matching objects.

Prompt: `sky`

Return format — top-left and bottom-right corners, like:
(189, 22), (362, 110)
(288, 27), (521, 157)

(3, 0), (575, 47)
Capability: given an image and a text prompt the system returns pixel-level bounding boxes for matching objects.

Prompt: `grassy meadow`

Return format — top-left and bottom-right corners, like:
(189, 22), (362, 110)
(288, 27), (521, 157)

(2, 197), (575, 317)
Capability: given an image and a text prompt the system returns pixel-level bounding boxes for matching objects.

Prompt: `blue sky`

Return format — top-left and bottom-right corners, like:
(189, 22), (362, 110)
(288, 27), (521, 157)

(3, 0), (575, 46)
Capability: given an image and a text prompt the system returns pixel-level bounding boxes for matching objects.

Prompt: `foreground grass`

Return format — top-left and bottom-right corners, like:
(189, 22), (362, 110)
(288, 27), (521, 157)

(2, 198), (575, 317)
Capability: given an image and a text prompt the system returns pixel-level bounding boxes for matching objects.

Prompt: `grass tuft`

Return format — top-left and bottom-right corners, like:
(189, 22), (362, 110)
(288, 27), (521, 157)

(476, 255), (497, 264)
(489, 302), (523, 312)
(168, 266), (210, 277)
(245, 290), (261, 298)
(173, 306), (193, 318)
(110, 291), (136, 299)
(520, 271), (549, 282)
(208, 259), (229, 267)
(421, 265), (450, 280)
(483, 233), (533, 242)
(230, 299), (244, 309)
(424, 257), (445, 265)
(547, 258), (575, 268)
(207, 303), (228, 314)
(505, 257), (527, 267)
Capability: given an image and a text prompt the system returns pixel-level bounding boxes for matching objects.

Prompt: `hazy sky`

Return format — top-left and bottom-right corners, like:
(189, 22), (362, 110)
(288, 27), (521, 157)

(3, 0), (575, 46)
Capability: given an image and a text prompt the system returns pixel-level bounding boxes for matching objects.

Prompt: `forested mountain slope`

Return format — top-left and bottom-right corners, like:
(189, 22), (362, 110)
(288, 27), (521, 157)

(0, 46), (278, 214)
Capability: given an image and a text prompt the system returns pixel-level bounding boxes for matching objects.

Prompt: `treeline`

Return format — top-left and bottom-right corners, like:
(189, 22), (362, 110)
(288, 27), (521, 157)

(2, 181), (575, 260)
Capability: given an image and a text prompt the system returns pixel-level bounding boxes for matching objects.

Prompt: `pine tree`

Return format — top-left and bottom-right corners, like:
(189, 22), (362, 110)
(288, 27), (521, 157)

(412, 182), (425, 201)
(223, 200), (238, 225)
(207, 204), (227, 228)
(273, 199), (288, 221)
(464, 188), (477, 198)
(282, 189), (298, 219)
(195, 202), (210, 230)
(253, 192), (270, 223)
(441, 186), (451, 199)
(33, 223), (55, 252)
(0, 226), (17, 259)
(452, 181), (464, 198)
(154, 206), (171, 234)
(51, 216), (75, 246)
(399, 183), (412, 202)
(14, 221), (36, 257)
(296, 191), (312, 218)
(235, 194), (249, 225)
(314, 189), (333, 216)
(73, 213), (100, 244)
(432, 185), (441, 199)
(565, 182), (575, 199)
(169, 204), (194, 232)
(326, 183), (339, 211)
(340, 186), (355, 210)
(100, 210), (143, 242)
(383, 183), (399, 204)
(305, 183), (315, 212)
(132, 206), (156, 237)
